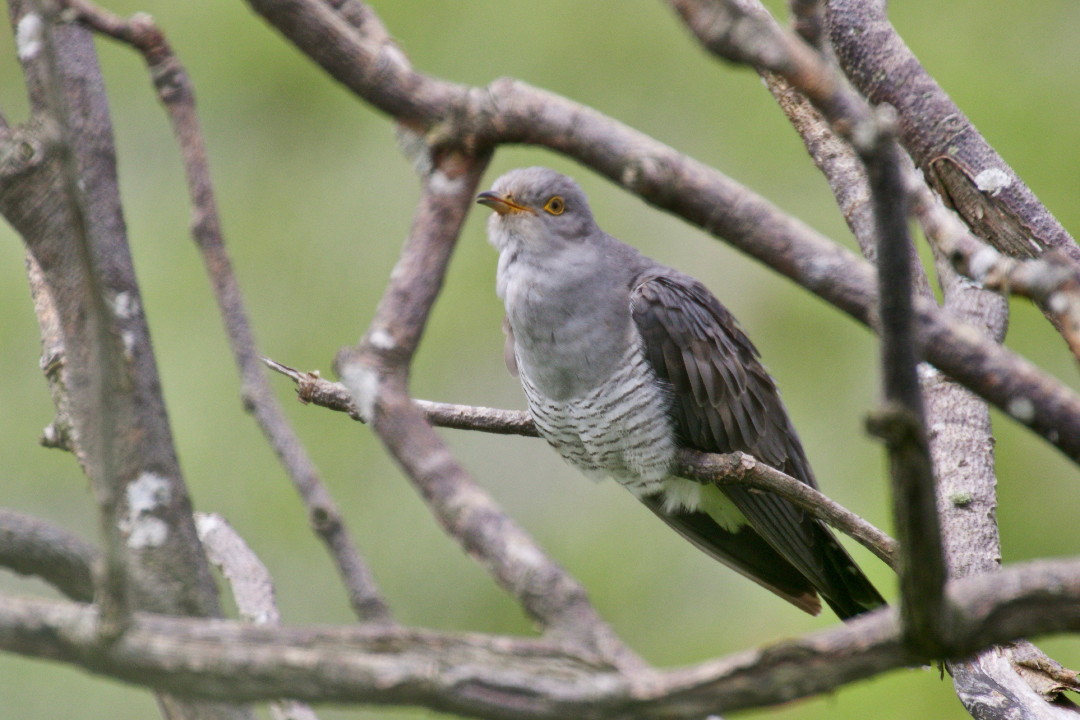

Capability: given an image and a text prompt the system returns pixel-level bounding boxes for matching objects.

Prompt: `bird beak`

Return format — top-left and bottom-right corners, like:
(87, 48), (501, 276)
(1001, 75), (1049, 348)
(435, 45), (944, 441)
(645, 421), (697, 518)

(476, 191), (534, 216)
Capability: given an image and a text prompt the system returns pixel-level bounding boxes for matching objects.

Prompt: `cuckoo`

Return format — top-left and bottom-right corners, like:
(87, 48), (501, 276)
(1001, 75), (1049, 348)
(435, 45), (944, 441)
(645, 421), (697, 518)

(477, 167), (884, 619)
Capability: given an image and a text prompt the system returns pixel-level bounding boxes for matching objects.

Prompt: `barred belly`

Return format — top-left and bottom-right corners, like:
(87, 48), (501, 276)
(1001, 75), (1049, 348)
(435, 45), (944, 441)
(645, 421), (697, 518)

(519, 343), (678, 496)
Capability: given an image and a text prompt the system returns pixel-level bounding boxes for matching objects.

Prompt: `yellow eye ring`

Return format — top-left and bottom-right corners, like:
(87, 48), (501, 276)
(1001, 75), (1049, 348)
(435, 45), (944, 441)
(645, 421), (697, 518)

(543, 196), (565, 215)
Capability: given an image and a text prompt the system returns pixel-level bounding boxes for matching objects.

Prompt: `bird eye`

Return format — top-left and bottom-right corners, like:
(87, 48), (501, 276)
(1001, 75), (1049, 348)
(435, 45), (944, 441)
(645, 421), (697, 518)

(543, 196), (565, 215)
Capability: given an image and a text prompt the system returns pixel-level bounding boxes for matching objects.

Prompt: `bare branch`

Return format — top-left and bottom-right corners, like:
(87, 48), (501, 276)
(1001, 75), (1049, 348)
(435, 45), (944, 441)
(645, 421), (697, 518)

(4, 0), (227, 631)
(677, 451), (897, 567)
(912, 178), (1080, 364)
(0, 509), (97, 602)
(826, 0), (1079, 267)
(263, 357), (540, 436)
(764, 35), (1077, 713)
(62, 0), (392, 626)
(3, 557), (1080, 716)
(863, 129), (946, 655)
(21, 0), (132, 635)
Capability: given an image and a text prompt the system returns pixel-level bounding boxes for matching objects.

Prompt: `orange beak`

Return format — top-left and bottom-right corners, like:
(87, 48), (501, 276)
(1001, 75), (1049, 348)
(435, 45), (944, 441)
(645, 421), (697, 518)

(476, 191), (535, 215)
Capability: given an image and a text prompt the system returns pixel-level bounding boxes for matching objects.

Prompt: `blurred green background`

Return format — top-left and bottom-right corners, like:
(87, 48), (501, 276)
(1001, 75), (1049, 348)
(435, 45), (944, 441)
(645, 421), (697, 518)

(2, 1), (1079, 718)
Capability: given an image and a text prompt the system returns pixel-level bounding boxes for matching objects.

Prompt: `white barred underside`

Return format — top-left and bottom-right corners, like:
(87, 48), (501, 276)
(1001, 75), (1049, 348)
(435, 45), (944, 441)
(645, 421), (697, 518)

(519, 341), (678, 496)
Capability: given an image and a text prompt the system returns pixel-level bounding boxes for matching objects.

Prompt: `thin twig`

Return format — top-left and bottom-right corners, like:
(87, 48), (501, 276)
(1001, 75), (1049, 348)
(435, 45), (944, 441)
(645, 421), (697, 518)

(863, 127), (946, 655)
(63, 0), (392, 626)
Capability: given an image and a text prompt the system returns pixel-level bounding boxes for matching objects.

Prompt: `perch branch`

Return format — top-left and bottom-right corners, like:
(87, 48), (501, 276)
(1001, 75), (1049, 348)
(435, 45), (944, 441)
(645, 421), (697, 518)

(265, 359), (897, 567)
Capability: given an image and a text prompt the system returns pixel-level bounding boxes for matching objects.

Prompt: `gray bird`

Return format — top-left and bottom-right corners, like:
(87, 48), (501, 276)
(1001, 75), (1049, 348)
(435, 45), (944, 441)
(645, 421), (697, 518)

(477, 167), (884, 619)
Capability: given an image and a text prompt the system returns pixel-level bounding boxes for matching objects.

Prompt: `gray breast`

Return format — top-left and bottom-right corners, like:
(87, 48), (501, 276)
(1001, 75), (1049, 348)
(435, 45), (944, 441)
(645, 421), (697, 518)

(519, 341), (678, 495)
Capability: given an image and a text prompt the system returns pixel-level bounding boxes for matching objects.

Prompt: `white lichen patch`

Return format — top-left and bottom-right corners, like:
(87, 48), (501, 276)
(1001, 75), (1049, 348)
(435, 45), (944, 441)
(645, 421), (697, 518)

(111, 291), (139, 320)
(974, 167), (1011, 196)
(122, 472), (172, 549)
(967, 246), (1000, 282)
(16, 13), (42, 61)
(1006, 396), (1035, 423)
(127, 517), (168, 549)
(120, 330), (137, 360)
(340, 364), (380, 423)
(194, 511), (224, 540)
(1048, 291), (1069, 315)
(367, 327), (395, 350)
(428, 168), (465, 196)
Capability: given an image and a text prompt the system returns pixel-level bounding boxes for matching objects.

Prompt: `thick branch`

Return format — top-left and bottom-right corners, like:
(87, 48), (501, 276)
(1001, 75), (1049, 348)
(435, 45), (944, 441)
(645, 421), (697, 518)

(3, 558), (1080, 716)
(3, 0), (222, 626)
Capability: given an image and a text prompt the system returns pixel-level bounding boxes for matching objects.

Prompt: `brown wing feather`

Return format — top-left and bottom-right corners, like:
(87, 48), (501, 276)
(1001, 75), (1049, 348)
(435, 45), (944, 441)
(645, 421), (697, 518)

(630, 272), (884, 619)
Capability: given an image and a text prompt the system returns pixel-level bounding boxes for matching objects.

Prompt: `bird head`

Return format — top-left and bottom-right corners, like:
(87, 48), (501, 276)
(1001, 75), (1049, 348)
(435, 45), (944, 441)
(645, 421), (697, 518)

(477, 167), (599, 254)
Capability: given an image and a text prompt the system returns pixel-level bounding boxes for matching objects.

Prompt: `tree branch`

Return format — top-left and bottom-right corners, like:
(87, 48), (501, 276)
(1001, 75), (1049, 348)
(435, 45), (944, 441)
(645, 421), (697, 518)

(3, 557), (1080, 716)
(196, 513), (321, 720)
(669, 0), (946, 654)
(0, 509), (97, 602)
(63, 0), (392, 626)
(3, 5), (251, 718)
